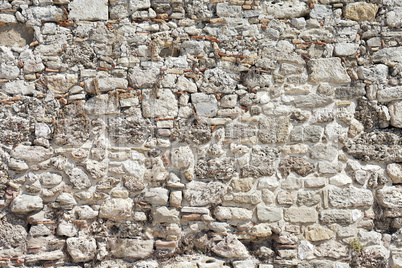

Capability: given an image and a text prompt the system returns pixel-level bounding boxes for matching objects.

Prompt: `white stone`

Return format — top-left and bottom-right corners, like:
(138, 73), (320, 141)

(334, 43), (359, 56)
(66, 237), (97, 262)
(10, 194), (43, 213)
(142, 88), (178, 118)
(171, 146), (194, 169)
(2, 80), (37, 96)
(69, 0), (108, 21)
(386, 163), (402, 184)
(99, 198), (133, 220)
(144, 187), (169, 205)
(308, 58), (351, 84)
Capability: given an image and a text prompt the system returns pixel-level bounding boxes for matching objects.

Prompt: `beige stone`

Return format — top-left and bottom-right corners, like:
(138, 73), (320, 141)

(344, 2), (378, 21)
(305, 225), (334, 241)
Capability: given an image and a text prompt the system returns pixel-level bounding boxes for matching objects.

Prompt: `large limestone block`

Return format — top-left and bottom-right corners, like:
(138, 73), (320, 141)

(2, 80), (37, 96)
(10, 194), (43, 213)
(378, 87), (402, 102)
(387, 7), (402, 28)
(284, 207), (318, 223)
(142, 88), (178, 118)
(373, 47), (402, 66)
(256, 204), (283, 222)
(305, 225), (334, 242)
(99, 198), (133, 220)
(308, 58), (350, 84)
(45, 74), (78, 94)
(328, 186), (373, 208)
(109, 239), (154, 260)
(11, 145), (53, 162)
(66, 237), (96, 262)
(214, 207), (253, 221)
(377, 186), (402, 209)
(258, 116), (290, 144)
(69, 0), (108, 21)
(344, 2), (378, 21)
(171, 146), (194, 169)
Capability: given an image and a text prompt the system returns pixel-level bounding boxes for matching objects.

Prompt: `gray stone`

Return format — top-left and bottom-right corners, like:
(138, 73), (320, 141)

(258, 116), (290, 144)
(11, 145), (53, 162)
(109, 239), (154, 260)
(377, 186), (402, 209)
(387, 7), (402, 28)
(310, 144), (338, 161)
(389, 101), (402, 128)
(284, 207), (318, 223)
(176, 76), (197, 93)
(144, 187), (169, 205)
(184, 181), (226, 206)
(0, 63), (19, 79)
(84, 94), (119, 115)
(153, 207), (180, 223)
(328, 186), (373, 208)
(386, 163), (402, 184)
(334, 43), (359, 56)
(45, 74), (78, 94)
(256, 204), (283, 222)
(99, 198), (133, 220)
(378, 87), (402, 102)
(335, 86), (366, 100)
(66, 167), (91, 190)
(10, 194), (43, 213)
(142, 88), (178, 118)
(40, 172), (63, 186)
(373, 47), (402, 66)
(294, 94), (333, 108)
(199, 68), (237, 93)
(129, 0), (151, 11)
(297, 191), (321, 207)
(308, 58), (351, 84)
(261, 0), (309, 19)
(290, 125), (323, 143)
(29, 6), (64, 22)
(69, 0), (108, 21)
(191, 93), (218, 117)
(66, 237), (97, 262)
(216, 3), (243, 18)
(319, 210), (353, 225)
(357, 64), (388, 84)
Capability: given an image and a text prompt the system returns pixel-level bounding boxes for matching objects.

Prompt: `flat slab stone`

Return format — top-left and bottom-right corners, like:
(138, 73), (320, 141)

(69, 0), (108, 21)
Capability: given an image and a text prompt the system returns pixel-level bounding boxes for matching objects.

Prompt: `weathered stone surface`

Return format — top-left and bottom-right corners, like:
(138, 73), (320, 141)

(261, 0), (309, 19)
(328, 186), (373, 208)
(40, 172), (63, 186)
(184, 181), (226, 206)
(45, 74), (78, 94)
(109, 239), (154, 260)
(256, 204), (283, 222)
(344, 2), (379, 21)
(258, 116), (290, 144)
(11, 145), (53, 162)
(334, 43), (359, 56)
(308, 58), (350, 85)
(171, 146), (194, 169)
(212, 235), (250, 259)
(65, 167), (91, 190)
(389, 101), (402, 128)
(214, 207), (253, 221)
(10, 194), (43, 213)
(294, 94), (333, 108)
(67, 237), (96, 262)
(377, 186), (402, 209)
(279, 156), (315, 177)
(290, 125), (323, 143)
(69, 0), (108, 21)
(142, 88), (178, 118)
(153, 207), (180, 223)
(144, 187), (169, 205)
(99, 198), (133, 220)
(373, 47), (402, 66)
(378, 87), (402, 102)
(284, 207), (318, 223)
(386, 163), (402, 184)
(319, 210), (353, 225)
(316, 240), (348, 259)
(305, 225), (334, 242)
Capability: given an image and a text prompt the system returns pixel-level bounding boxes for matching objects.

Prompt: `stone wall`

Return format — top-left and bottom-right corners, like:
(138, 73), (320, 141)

(0, 0), (401, 267)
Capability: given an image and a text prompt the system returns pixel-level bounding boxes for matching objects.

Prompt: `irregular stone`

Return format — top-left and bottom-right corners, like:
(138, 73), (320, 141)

(69, 0), (108, 21)
(334, 43), (359, 56)
(258, 116), (290, 144)
(65, 167), (91, 190)
(261, 0), (309, 19)
(387, 7), (402, 28)
(297, 191), (321, 207)
(328, 186), (373, 208)
(319, 210), (353, 225)
(109, 238), (154, 260)
(142, 88), (178, 118)
(84, 94), (119, 115)
(386, 163), (402, 184)
(29, 6), (64, 22)
(256, 204), (283, 222)
(308, 58), (351, 84)
(373, 47), (402, 66)
(344, 2), (378, 21)
(389, 101), (402, 128)
(329, 174), (353, 186)
(191, 93), (218, 117)
(123, 175), (145, 192)
(2, 80), (37, 96)
(316, 240), (348, 259)
(310, 144), (338, 161)
(56, 193), (77, 209)
(290, 125), (323, 143)
(212, 235), (249, 259)
(250, 223), (272, 238)
(39, 172), (63, 186)
(57, 222), (78, 237)
(11, 145), (53, 162)
(357, 64), (388, 84)
(153, 207), (180, 223)
(233, 192), (261, 205)
(262, 42), (305, 65)
(176, 76), (197, 93)
(199, 68), (237, 93)
(144, 187), (169, 205)
(335, 86), (366, 100)
(214, 206), (253, 221)
(377, 186), (402, 209)
(232, 178), (253, 192)
(195, 157), (235, 180)
(284, 207), (318, 223)
(293, 93), (333, 108)
(305, 225), (334, 242)
(279, 156), (315, 177)
(66, 237), (96, 262)
(298, 241), (314, 260)
(10, 194), (43, 213)
(171, 146), (194, 169)
(99, 198), (133, 221)
(45, 74), (78, 94)
(25, 250), (64, 263)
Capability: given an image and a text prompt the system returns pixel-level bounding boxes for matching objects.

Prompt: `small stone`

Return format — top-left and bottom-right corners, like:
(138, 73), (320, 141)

(256, 204), (283, 222)
(153, 207), (180, 223)
(65, 168), (91, 190)
(191, 93), (218, 117)
(250, 223), (272, 238)
(279, 156), (315, 177)
(316, 240), (348, 259)
(319, 210), (353, 225)
(344, 2), (378, 21)
(261, 0), (308, 19)
(144, 187), (169, 205)
(66, 237), (96, 262)
(232, 178), (253, 192)
(57, 222), (78, 237)
(389, 101), (402, 128)
(10, 194), (43, 213)
(99, 198), (133, 221)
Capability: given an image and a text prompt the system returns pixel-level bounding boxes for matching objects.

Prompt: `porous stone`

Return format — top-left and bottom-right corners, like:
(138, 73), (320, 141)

(10, 194), (43, 213)
(99, 198), (133, 220)
(212, 235), (250, 259)
(66, 237), (96, 262)
(258, 116), (290, 144)
(377, 186), (402, 209)
(284, 207), (318, 223)
(386, 163), (402, 184)
(308, 58), (351, 84)
(109, 239), (154, 260)
(142, 88), (178, 118)
(328, 186), (373, 208)
(184, 181), (226, 206)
